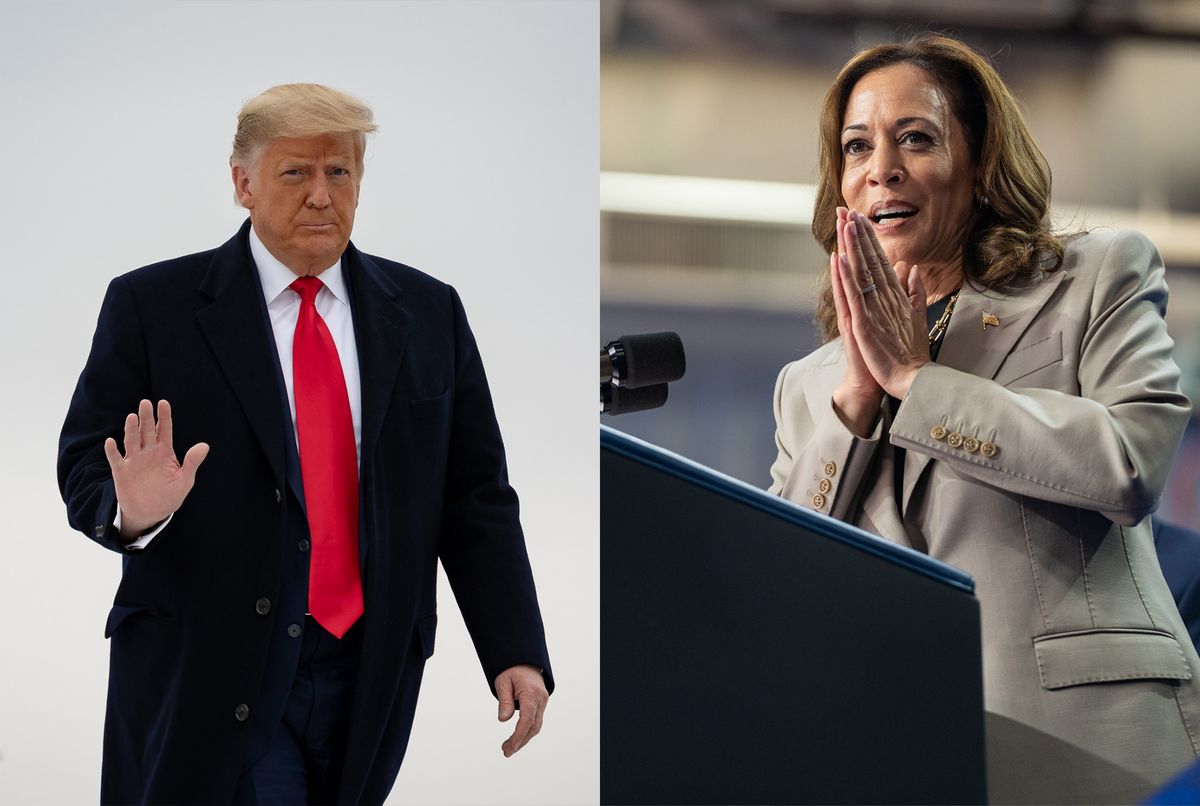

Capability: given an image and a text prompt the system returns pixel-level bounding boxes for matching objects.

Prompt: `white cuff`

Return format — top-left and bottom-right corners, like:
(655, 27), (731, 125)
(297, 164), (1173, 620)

(116, 508), (173, 550)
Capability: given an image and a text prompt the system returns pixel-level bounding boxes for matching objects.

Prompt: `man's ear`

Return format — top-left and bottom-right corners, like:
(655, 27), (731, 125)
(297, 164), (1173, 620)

(232, 165), (255, 209)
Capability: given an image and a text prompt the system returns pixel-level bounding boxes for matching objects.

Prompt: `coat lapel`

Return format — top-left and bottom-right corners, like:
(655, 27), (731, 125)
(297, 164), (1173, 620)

(344, 245), (411, 469)
(195, 221), (287, 486)
(197, 233), (412, 543)
(337, 248), (412, 801)
(900, 270), (1067, 512)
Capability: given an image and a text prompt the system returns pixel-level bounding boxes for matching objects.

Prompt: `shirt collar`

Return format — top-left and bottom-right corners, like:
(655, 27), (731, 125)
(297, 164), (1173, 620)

(248, 223), (348, 307)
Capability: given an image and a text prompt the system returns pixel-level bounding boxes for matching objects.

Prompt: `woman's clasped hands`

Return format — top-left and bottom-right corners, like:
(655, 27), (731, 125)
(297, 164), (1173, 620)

(830, 207), (932, 437)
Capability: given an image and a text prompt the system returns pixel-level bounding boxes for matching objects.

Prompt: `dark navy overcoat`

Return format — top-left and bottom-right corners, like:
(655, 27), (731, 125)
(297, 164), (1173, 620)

(58, 220), (553, 804)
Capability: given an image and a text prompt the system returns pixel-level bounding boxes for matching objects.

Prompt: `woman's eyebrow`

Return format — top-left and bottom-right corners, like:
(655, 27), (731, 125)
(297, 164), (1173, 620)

(842, 116), (942, 135)
(895, 116), (939, 129)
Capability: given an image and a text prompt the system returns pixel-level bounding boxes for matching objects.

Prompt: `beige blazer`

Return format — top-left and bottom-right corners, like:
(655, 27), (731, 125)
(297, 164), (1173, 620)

(770, 229), (1200, 804)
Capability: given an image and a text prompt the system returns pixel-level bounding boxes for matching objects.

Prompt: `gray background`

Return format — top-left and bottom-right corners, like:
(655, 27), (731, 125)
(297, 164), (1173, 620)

(0, 2), (598, 804)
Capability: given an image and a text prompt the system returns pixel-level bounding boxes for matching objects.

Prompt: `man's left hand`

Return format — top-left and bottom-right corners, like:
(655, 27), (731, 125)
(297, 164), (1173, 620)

(494, 664), (549, 757)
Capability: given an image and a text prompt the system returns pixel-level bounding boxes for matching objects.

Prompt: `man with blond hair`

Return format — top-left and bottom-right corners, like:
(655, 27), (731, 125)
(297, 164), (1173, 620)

(58, 83), (553, 805)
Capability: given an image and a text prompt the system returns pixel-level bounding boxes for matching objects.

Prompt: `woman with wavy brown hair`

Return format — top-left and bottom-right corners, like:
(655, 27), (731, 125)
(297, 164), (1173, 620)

(769, 33), (1200, 802)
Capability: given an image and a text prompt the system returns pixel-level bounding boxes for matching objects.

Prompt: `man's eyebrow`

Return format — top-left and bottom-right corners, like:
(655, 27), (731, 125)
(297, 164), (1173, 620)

(278, 156), (353, 163)
(273, 155), (355, 171)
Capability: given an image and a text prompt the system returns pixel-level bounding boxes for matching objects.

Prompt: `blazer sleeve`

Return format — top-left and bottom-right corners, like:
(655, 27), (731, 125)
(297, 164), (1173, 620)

(436, 286), (554, 695)
(768, 351), (885, 520)
(889, 230), (1191, 526)
(57, 276), (154, 554)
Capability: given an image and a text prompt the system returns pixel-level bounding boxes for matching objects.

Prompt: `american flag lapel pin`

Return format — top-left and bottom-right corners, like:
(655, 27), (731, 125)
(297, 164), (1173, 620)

(982, 312), (1000, 331)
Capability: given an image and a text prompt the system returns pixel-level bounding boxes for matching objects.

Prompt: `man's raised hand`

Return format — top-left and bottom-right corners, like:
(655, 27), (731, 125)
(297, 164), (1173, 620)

(103, 399), (209, 540)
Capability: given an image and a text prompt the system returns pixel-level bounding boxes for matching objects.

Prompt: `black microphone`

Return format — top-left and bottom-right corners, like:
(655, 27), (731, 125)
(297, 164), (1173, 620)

(601, 332), (686, 389)
(601, 383), (669, 415)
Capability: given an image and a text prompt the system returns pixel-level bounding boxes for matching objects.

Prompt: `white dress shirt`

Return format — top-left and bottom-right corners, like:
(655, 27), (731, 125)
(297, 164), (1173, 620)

(122, 224), (362, 549)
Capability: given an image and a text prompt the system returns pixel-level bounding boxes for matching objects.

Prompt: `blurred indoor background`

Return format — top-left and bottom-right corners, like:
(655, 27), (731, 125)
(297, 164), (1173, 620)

(600, 0), (1200, 531)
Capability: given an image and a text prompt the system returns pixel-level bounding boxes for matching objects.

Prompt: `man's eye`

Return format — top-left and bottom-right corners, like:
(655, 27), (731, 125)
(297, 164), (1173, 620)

(283, 169), (304, 176)
(842, 139), (867, 156)
(329, 168), (349, 176)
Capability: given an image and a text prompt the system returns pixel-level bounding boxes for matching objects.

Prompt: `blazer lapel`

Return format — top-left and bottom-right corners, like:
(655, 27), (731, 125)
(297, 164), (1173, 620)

(344, 245), (411, 469)
(195, 221), (288, 487)
(861, 404), (912, 546)
(807, 344), (908, 545)
(900, 270), (1067, 512)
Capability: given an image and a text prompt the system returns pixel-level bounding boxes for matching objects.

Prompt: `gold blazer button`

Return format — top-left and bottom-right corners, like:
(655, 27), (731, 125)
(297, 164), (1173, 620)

(818, 478), (832, 494)
(930, 425), (947, 440)
(980, 441), (998, 458)
(947, 432), (964, 448)
(823, 461), (837, 477)
(811, 493), (826, 509)
(963, 437), (980, 453)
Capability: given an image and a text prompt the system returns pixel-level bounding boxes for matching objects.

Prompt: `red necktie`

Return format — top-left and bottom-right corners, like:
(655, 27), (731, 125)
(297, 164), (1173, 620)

(290, 276), (362, 638)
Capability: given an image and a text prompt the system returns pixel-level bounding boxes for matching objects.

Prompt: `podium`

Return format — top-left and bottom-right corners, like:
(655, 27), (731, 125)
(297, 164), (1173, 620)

(601, 426), (986, 804)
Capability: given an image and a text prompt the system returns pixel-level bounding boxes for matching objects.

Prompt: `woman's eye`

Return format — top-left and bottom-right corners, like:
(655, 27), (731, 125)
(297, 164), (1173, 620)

(842, 139), (867, 156)
(900, 131), (932, 146)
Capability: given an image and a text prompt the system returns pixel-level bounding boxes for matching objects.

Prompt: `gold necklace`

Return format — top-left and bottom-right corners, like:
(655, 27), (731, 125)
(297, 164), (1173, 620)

(927, 292), (960, 345)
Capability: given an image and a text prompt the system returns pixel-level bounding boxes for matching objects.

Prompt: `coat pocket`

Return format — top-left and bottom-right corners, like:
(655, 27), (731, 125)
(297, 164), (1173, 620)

(995, 331), (1063, 387)
(1033, 627), (1192, 690)
(104, 602), (171, 638)
(409, 390), (452, 420)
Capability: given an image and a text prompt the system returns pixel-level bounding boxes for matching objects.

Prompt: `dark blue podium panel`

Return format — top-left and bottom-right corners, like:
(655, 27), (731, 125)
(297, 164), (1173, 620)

(601, 426), (986, 805)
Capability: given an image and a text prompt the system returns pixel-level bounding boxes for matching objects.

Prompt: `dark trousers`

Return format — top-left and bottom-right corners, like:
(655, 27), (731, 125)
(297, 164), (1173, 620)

(233, 617), (362, 805)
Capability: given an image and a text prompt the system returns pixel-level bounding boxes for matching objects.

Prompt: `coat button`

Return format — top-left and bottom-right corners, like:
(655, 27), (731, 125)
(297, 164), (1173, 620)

(235, 703), (250, 722)
(811, 492), (826, 509)
(274, 488), (282, 504)
(255, 597), (271, 616)
(947, 432), (964, 448)
(823, 461), (837, 477)
(980, 441), (998, 458)
(963, 437), (980, 453)
(930, 425), (947, 441)
(817, 478), (831, 494)
(298, 538), (311, 553)
(287, 623), (302, 639)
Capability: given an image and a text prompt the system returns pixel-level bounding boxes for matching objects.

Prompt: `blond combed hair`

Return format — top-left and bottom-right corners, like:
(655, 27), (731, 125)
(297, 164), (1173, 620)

(812, 34), (1065, 342)
(230, 83), (378, 174)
